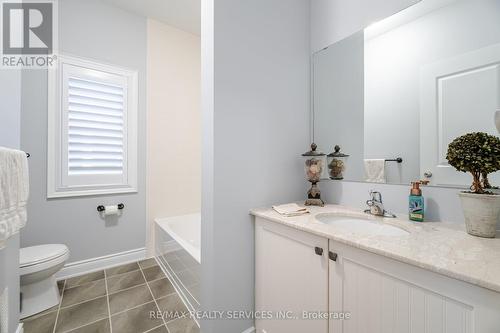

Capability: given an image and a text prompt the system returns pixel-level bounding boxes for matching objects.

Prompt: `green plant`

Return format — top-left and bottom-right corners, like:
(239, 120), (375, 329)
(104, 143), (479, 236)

(446, 132), (500, 194)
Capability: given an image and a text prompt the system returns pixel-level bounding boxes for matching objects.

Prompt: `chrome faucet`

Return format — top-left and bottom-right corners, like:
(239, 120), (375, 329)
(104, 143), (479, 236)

(364, 190), (396, 218)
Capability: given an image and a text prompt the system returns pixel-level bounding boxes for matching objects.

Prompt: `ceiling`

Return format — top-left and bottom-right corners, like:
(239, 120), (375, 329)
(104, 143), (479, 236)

(101, 0), (200, 35)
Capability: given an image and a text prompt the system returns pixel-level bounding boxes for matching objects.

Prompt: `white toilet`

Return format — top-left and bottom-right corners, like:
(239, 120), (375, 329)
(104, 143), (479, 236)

(19, 244), (69, 319)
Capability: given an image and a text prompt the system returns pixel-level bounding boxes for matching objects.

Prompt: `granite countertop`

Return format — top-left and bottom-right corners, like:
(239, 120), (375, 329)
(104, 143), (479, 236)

(250, 204), (500, 293)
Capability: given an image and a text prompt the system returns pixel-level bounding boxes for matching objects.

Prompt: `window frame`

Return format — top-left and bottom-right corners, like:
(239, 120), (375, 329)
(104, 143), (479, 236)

(47, 54), (138, 198)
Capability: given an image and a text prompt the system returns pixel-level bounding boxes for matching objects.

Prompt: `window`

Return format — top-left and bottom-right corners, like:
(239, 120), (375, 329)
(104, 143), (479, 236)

(48, 55), (138, 197)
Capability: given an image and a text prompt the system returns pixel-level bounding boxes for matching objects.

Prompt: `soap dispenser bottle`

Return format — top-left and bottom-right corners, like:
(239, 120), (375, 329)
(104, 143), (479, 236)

(409, 181), (424, 222)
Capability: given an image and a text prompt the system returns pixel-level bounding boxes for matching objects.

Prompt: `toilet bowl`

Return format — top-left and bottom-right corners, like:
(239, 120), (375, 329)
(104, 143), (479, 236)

(19, 244), (69, 319)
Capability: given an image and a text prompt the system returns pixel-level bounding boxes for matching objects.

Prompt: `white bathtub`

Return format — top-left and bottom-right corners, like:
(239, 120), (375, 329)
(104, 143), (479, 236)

(155, 213), (201, 263)
(155, 213), (201, 314)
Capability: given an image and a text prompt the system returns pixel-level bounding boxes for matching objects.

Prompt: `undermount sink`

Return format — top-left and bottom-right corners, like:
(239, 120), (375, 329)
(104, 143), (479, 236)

(315, 213), (410, 237)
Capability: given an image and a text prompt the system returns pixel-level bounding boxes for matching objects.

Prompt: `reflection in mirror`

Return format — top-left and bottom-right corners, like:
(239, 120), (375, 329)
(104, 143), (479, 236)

(313, 0), (500, 188)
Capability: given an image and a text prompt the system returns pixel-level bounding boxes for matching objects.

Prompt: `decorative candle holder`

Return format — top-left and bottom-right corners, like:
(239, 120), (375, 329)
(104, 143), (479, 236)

(327, 145), (349, 180)
(302, 143), (325, 206)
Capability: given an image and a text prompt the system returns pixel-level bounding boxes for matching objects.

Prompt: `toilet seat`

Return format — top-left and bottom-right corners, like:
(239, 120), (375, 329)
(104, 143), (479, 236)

(20, 244), (69, 275)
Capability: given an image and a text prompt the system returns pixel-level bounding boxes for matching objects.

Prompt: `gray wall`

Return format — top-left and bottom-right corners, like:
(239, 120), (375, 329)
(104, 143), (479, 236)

(0, 69), (21, 332)
(323, 181), (466, 223)
(20, 0), (147, 262)
(0, 70), (21, 148)
(201, 0), (310, 331)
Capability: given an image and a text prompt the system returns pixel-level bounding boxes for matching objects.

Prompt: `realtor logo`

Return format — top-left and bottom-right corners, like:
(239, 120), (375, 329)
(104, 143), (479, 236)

(3, 2), (52, 54)
(1, 0), (57, 68)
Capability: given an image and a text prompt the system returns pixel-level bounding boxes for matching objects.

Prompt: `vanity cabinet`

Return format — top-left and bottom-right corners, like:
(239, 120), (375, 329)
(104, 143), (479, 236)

(328, 239), (500, 333)
(255, 217), (500, 333)
(255, 218), (329, 333)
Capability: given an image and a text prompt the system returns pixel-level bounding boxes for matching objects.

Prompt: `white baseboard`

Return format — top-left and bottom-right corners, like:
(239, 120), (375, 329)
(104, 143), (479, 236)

(242, 327), (256, 333)
(15, 323), (24, 333)
(56, 248), (146, 280)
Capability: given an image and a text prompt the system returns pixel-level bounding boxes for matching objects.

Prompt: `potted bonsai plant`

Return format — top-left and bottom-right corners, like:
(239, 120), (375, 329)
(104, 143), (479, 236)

(446, 132), (500, 238)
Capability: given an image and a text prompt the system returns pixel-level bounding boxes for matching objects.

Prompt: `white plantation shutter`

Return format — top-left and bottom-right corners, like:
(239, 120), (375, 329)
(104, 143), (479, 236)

(67, 78), (125, 176)
(48, 55), (138, 198)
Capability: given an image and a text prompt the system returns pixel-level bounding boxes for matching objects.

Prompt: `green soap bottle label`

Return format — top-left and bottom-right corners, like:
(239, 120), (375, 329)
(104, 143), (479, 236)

(409, 195), (424, 222)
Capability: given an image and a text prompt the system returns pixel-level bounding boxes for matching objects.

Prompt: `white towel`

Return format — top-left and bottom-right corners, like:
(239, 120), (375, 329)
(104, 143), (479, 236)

(272, 203), (310, 217)
(0, 147), (29, 250)
(364, 159), (386, 183)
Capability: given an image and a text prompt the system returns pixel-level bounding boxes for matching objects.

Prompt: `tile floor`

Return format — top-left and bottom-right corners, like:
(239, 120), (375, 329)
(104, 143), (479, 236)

(21, 258), (200, 333)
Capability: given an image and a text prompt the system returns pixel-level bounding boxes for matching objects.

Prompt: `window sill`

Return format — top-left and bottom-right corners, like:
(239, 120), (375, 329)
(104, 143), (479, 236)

(47, 186), (138, 199)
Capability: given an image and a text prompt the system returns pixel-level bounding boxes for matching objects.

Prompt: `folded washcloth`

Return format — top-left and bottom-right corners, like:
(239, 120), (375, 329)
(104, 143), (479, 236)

(272, 203), (310, 217)
(0, 147), (29, 250)
(364, 159), (386, 183)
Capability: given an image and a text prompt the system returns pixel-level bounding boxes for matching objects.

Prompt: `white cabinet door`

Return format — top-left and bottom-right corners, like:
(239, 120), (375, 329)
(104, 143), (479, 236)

(329, 239), (500, 333)
(420, 43), (500, 187)
(255, 218), (329, 333)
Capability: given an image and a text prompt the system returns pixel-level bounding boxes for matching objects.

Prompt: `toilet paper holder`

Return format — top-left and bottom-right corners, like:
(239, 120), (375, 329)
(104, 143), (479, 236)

(97, 203), (125, 212)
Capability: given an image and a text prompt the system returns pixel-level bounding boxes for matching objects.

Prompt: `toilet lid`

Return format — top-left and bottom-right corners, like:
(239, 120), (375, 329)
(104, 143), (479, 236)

(20, 244), (69, 267)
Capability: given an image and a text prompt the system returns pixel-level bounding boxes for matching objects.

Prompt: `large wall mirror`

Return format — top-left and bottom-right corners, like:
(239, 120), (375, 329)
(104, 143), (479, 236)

(313, 0), (500, 188)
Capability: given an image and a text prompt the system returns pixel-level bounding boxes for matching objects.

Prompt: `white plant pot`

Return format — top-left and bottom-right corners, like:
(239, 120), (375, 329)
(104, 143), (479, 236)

(459, 192), (500, 238)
